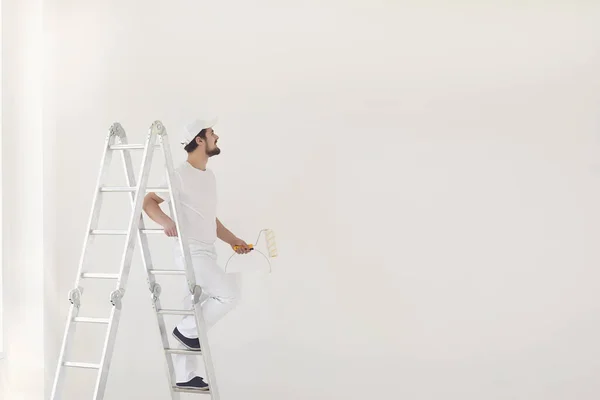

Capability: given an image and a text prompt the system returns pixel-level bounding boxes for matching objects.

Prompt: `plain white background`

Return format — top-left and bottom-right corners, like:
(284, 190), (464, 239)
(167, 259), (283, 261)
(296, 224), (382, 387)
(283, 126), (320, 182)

(3, 1), (600, 399)
(0, 0), (3, 361)
(3, 0), (45, 397)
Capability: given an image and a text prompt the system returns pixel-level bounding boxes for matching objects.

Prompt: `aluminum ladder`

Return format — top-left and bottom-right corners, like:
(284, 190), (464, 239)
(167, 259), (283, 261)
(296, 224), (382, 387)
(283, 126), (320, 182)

(50, 121), (219, 399)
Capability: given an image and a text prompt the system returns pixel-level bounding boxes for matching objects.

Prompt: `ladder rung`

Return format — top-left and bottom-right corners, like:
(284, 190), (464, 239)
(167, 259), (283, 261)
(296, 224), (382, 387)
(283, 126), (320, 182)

(63, 362), (101, 370)
(157, 309), (195, 316)
(90, 229), (164, 235)
(110, 144), (145, 150)
(90, 230), (127, 235)
(149, 270), (185, 276)
(109, 144), (161, 150)
(173, 387), (211, 394)
(141, 229), (166, 235)
(73, 317), (110, 324)
(81, 273), (120, 280)
(165, 348), (202, 355)
(100, 186), (169, 193)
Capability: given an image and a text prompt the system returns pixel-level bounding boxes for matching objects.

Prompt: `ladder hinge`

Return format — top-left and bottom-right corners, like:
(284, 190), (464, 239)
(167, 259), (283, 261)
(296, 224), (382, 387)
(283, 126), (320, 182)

(68, 287), (83, 308)
(150, 283), (162, 302)
(192, 285), (203, 305)
(109, 123), (125, 138)
(152, 120), (166, 136)
(110, 288), (126, 309)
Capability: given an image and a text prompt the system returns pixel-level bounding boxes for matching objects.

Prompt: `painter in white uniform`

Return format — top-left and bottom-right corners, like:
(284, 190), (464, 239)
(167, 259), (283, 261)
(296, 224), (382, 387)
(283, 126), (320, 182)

(143, 117), (252, 391)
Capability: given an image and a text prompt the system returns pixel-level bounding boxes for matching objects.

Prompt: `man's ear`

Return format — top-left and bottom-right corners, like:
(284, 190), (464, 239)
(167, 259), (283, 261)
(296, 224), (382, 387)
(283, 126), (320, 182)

(195, 137), (203, 146)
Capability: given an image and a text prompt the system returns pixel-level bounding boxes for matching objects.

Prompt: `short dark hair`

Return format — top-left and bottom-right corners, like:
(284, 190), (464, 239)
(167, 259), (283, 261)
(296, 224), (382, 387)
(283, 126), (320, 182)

(184, 129), (207, 153)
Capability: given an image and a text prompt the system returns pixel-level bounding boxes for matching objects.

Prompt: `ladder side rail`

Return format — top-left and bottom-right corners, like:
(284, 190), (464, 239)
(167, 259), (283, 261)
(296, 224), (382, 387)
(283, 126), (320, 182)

(50, 124), (121, 400)
(92, 123), (160, 400)
(160, 132), (221, 400)
(117, 131), (181, 400)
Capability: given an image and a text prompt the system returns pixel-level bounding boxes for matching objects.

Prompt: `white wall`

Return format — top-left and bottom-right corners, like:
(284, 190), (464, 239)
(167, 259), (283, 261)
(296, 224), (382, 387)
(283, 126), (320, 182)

(0, 0), (3, 361)
(0, 0), (3, 369)
(2, 0), (45, 398)
(39, 2), (600, 400)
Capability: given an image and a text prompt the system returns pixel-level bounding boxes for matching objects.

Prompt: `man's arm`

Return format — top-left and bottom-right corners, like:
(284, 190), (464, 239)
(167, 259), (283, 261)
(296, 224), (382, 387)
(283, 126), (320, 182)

(143, 193), (178, 237)
(217, 218), (251, 254)
(216, 218), (237, 244)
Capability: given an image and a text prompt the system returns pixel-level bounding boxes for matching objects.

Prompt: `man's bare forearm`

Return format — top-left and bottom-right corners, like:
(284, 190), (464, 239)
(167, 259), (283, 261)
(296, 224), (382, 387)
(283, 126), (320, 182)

(143, 194), (172, 227)
(216, 218), (238, 245)
(143, 194), (178, 236)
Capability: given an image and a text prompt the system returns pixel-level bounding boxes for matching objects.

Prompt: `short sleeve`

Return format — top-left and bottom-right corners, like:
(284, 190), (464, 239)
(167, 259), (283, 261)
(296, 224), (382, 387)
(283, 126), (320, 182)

(155, 171), (182, 203)
(155, 181), (171, 203)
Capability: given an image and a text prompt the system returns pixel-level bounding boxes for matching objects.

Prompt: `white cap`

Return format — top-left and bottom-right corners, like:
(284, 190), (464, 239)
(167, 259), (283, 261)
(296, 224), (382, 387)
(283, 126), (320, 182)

(181, 117), (218, 146)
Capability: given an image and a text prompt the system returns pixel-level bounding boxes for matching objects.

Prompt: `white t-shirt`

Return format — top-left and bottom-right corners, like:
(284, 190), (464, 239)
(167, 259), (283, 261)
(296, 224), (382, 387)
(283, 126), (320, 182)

(157, 161), (218, 245)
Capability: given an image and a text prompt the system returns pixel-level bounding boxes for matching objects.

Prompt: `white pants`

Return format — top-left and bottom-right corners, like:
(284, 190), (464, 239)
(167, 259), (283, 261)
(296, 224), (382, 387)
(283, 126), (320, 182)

(172, 241), (240, 383)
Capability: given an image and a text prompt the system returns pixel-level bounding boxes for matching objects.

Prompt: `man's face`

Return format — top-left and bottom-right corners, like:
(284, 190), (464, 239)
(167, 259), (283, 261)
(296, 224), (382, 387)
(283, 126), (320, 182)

(203, 128), (220, 157)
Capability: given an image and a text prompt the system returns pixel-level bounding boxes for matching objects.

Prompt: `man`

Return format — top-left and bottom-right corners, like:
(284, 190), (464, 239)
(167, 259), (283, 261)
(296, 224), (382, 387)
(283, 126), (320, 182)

(143, 117), (251, 390)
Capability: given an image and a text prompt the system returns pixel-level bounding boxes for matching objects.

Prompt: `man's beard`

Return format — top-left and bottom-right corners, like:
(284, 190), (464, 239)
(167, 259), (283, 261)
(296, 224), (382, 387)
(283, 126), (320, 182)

(206, 146), (221, 157)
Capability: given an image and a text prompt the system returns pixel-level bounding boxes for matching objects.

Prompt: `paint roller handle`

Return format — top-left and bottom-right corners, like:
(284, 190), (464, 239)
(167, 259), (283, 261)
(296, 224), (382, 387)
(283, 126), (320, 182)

(233, 244), (254, 251)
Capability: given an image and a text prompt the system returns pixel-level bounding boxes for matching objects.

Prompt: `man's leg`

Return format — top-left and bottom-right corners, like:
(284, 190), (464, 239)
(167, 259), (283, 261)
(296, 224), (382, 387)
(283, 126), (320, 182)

(173, 244), (240, 386)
